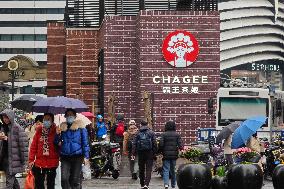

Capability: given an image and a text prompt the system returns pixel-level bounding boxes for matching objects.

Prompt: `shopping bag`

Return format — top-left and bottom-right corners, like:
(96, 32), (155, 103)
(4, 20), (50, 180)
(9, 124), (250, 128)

(82, 164), (92, 180)
(24, 171), (35, 189)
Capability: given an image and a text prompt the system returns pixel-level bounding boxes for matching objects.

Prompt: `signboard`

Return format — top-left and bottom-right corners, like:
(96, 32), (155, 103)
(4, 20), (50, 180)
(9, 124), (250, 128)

(251, 63), (280, 72)
(162, 30), (199, 68)
(153, 30), (207, 94)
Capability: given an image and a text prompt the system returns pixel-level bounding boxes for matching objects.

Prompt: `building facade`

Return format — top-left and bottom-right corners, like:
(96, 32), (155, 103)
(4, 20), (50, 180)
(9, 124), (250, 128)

(47, 0), (220, 142)
(220, 0), (284, 89)
(0, 0), (66, 66)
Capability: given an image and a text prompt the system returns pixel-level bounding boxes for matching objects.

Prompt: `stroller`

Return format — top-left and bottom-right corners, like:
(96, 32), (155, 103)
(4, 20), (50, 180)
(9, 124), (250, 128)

(89, 141), (121, 179)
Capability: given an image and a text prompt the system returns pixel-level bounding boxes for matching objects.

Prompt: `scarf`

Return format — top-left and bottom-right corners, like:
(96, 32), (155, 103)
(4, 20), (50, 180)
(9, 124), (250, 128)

(42, 127), (50, 156)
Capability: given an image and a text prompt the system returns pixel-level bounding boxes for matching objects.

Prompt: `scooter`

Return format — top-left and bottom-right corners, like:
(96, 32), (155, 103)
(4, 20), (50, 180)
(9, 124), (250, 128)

(263, 145), (284, 180)
(90, 141), (121, 179)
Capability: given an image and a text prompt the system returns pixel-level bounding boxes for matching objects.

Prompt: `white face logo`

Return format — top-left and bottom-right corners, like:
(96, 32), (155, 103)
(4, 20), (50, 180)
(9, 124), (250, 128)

(166, 33), (195, 67)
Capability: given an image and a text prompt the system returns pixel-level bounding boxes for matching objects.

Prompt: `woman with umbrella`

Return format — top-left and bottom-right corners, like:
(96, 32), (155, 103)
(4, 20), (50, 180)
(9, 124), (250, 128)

(216, 121), (241, 166)
(28, 113), (59, 189)
(54, 108), (90, 189)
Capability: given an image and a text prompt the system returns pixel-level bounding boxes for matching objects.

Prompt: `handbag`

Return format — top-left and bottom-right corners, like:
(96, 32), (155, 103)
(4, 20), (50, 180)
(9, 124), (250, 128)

(24, 170), (35, 189)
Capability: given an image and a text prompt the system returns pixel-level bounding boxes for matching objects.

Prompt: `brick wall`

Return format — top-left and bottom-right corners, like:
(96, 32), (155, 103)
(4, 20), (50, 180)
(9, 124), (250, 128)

(47, 22), (66, 97)
(47, 24), (99, 109)
(66, 29), (99, 109)
(47, 10), (220, 143)
(102, 11), (220, 143)
(101, 16), (138, 119)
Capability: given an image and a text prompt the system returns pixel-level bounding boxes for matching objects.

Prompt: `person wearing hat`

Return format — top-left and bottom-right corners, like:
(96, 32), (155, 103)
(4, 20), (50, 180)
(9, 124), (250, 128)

(123, 120), (139, 180)
(96, 115), (107, 141)
(0, 109), (28, 189)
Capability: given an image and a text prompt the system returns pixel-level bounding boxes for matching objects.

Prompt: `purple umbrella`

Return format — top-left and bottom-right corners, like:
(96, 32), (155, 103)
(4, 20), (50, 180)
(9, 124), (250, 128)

(32, 96), (88, 114)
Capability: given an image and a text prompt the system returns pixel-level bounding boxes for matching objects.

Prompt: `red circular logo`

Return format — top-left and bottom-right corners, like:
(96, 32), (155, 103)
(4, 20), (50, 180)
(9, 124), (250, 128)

(162, 30), (199, 68)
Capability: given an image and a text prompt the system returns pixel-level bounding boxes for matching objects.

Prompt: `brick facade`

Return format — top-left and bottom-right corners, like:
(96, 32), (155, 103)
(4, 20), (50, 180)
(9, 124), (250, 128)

(47, 10), (220, 143)
(101, 11), (220, 143)
(47, 22), (66, 97)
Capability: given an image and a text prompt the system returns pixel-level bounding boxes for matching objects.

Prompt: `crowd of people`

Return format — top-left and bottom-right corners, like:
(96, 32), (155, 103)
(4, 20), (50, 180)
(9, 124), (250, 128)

(0, 108), (184, 189)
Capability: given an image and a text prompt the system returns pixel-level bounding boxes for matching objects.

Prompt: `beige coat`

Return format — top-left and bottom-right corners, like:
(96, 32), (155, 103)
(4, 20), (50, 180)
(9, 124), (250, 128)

(122, 125), (138, 155)
(247, 137), (261, 153)
(25, 122), (41, 149)
(224, 135), (234, 155)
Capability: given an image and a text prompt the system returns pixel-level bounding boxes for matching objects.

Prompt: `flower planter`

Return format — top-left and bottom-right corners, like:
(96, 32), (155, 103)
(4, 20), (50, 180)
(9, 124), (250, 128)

(272, 164), (284, 189)
(211, 176), (227, 189)
(177, 163), (212, 189)
(227, 164), (263, 189)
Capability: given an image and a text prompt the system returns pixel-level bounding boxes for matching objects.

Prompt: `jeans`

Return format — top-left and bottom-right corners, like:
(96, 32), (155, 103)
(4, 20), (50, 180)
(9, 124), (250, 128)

(138, 152), (154, 187)
(128, 156), (138, 174)
(61, 156), (83, 189)
(32, 166), (57, 189)
(163, 160), (176, 188)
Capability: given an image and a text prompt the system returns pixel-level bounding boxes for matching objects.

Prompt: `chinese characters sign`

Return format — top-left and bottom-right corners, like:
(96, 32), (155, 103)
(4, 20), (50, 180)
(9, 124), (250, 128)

(162, 30), (199, 68)
(153, 76), (208, 94)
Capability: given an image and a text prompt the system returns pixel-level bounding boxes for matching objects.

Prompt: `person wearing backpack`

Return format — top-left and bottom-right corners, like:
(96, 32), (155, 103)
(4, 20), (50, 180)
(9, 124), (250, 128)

(159, 121), (183, 189)
(111, 114), (126, 146)
(96, 115), (107, 141)
(123, 120), (139, 180)
(132, 120), (157, 189)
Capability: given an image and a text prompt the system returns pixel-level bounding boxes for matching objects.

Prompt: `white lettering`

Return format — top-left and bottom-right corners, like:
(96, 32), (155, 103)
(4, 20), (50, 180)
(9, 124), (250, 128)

(183, 76), (190, 84)
(193, 76), (200, 83)
(172, 76), (180, 84)
(163, 87), (171, 94)
(163, 76), (171, 84)
(153, 76), (160, 84)
(202, 76), (208, 83)
(172, 86), (180, 94)
(252, 63), (255, 71)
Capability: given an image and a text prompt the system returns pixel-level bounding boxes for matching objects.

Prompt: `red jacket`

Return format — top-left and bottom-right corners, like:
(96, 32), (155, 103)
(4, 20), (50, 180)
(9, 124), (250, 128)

(29, 124), (59, 168)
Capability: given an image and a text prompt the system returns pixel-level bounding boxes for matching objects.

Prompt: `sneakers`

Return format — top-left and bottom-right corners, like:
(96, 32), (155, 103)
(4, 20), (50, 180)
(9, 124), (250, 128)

(143, 185), (149, 189)
(165, 185), (169, 189)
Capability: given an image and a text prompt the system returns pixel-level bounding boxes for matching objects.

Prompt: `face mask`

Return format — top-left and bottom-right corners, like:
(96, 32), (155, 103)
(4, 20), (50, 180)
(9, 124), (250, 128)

(43, 121), (51, 128)
(66, 116), (75, 124)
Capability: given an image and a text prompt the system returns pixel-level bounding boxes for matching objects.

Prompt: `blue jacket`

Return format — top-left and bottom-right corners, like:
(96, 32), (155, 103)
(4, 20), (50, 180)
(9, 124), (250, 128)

(54, 120), (90, 159)
(96, 121), (107, 137)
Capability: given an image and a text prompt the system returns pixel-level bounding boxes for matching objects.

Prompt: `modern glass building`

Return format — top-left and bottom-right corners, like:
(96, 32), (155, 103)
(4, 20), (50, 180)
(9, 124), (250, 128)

(219, 0), (284, 89)
(0, 0), (66, 66)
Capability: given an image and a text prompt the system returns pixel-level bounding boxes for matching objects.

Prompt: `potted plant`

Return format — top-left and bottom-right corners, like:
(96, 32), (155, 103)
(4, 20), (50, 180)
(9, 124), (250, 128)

(211, 166), (227, 189)
(234, 147), (260, 164)
(272, 164), (284, 189)
(227, 148), (263, 189)
(177, 147), (212, 189)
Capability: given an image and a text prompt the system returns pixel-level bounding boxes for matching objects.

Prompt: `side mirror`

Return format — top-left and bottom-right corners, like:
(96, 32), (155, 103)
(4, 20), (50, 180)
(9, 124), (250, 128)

(207, 98), (214, 114)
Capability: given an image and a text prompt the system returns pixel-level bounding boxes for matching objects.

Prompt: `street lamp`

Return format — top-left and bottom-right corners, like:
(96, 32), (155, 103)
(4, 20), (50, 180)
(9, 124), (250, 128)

(268, 85), (276, 143)
(7, 60), (19, 101)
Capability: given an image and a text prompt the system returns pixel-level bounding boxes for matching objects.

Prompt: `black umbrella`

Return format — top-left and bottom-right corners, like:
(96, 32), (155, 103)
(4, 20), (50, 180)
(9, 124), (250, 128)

(11, 95), (43, 112)
(216, 121), (241, 144)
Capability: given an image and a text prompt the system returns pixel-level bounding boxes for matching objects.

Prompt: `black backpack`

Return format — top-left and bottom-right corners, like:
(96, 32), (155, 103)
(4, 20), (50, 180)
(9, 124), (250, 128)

(137, 131), (153, 151)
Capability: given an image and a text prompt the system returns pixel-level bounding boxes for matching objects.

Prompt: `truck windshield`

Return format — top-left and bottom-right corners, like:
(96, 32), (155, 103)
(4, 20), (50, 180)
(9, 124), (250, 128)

(219, 97), (268, 125)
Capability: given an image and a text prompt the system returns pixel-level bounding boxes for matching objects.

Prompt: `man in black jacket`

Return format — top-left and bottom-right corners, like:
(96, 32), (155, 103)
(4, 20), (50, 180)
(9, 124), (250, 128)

(132, 120), (157, 189)
(159, 121), (183, 189)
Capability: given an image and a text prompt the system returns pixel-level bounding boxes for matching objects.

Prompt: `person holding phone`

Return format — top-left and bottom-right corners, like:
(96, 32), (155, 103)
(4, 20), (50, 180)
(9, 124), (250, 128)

(0, 109), (28, 189)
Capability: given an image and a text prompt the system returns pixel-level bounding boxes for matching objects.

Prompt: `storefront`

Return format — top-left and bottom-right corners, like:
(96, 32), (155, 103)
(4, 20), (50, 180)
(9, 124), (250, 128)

(47, 10), (220, 142)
